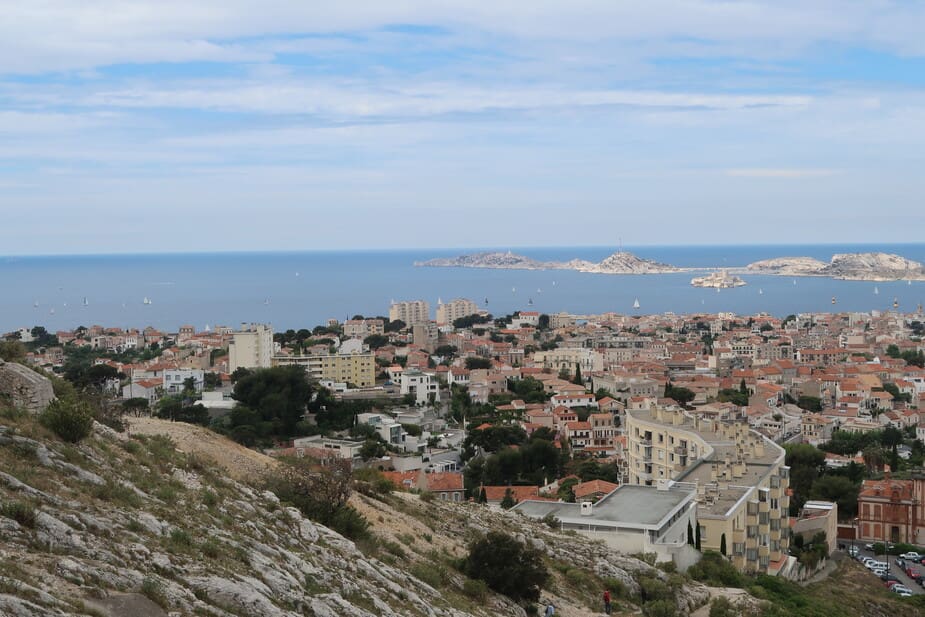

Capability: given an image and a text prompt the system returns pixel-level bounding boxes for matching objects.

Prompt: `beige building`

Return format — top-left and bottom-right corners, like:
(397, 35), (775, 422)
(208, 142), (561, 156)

(389, 300), (430, 325)
(436, 298), (479, 325)
(625, 406), (791, 575)
(412, 322), (439, 353)
(228, 323), (274, 373)
(274, 352), (376, 387)
(343, 319), (384, 338)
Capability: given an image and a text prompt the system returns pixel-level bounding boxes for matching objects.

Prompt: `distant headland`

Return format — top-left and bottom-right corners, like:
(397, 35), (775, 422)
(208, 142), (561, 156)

(415, 250), (925, 283)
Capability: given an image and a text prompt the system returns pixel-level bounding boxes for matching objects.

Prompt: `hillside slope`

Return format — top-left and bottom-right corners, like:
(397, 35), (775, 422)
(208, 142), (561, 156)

(0, 414), (711, 617)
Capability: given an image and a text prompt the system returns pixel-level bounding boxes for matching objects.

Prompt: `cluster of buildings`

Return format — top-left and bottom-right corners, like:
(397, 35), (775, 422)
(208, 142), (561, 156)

(11, 299), (925, 572)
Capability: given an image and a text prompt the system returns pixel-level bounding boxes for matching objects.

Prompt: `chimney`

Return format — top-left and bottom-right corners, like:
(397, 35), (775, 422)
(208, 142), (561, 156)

(580, 501), (593, 516)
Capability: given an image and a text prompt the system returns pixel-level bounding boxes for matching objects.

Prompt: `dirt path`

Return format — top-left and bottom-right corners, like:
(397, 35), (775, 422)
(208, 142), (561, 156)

(126, 417), (276, 482)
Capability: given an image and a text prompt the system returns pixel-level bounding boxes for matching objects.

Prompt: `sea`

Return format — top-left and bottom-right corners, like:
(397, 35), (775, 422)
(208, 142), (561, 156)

(2, 244), (925, 334)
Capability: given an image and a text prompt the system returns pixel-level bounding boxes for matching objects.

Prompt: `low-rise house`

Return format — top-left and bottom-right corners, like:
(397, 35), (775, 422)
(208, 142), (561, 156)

(573, 479), (619, 502)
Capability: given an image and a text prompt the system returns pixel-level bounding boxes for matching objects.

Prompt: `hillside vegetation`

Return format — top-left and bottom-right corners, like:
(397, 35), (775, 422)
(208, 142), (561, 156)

(1, 403), (922, 617)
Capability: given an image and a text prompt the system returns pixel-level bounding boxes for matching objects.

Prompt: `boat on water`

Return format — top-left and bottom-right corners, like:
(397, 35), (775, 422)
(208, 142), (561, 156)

(33, 300), (38, 308)
(512, 287), (516, 293)
(758, 288), (763, 295)
(49, 308), (55, 315)
(874, 286), (879, 295)
(143, 297), (152, 305)
(484, 297), (489, 305)
(831, 296), (836, 305)
(83, 297), (89, 306)
(264, 298), (270, 305)
(893, 297), (899, 309)
(528, 298), (534, 306)
(633, 298), (640, 310)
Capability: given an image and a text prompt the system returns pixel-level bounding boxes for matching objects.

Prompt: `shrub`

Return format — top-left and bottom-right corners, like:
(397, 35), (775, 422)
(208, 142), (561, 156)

(463, 531), (549, 603)
(710, 597), (736, 617)
(687, 551), (746, 588)
(637, 575), (672, 603)
(643, 599), (678, 617)
(141, 578), (168, 609)
(0, 501), (37, 528)
(542, 512), (560, 529)
(39, 399), (94, 443)
(602, 577), (628, 599)
(462, 578), (489, 601)
(329, 505), (370, 540)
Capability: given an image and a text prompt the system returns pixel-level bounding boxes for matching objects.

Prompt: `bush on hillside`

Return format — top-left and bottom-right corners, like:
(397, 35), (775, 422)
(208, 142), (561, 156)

(462, 531), (549, 603)
(40, 398), (94, 443)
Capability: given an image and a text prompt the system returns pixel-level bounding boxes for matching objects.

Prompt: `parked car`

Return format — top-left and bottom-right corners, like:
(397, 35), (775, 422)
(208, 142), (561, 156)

(865, 543), (875, 550)
(897, 590), (913, 598)
(900, 552), (922, 561)
(885, 580), (901, 589)
(891, 584), (912, 595)
(895, 558), (906, 568)
(874, 569), (887, 577)
(881, 573), (900, 582)
(867, 561), (889, 571)
(905, 567), (921, 582)
(847, 545), (860, 556)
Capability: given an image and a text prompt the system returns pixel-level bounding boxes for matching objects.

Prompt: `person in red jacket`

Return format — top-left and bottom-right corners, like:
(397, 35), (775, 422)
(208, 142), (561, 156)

(603, 589), (612, 614)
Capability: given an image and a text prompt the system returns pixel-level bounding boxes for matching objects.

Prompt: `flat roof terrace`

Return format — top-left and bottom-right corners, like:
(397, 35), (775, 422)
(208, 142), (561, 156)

(513, 484), (692, 528)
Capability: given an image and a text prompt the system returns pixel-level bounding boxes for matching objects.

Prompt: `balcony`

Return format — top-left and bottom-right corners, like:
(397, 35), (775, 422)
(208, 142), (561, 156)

(770, 528), (781, 541)
(759, 501), (770, 514)
(674, 445), (688, 455)
(759, 545), (770, 557)
(733, 529), (746, 543)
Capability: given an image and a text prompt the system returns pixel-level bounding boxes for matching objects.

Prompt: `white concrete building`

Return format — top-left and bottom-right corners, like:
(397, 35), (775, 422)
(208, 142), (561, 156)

(400, 369), (441, 405)
(436, 298), (479, 325)
(163, 368), (205, 394)
(389, 300), (430, 325)
(229, 323), (274, 372)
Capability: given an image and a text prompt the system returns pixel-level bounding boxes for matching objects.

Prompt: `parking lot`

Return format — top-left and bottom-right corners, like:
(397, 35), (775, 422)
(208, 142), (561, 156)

(846, 544), (924, 595)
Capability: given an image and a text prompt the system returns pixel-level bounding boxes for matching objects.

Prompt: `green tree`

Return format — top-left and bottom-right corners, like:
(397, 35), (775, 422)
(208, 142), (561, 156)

(784, 444), (826, 514)
(809, 475), (859, 519)
(572, 364), (583, 385)
(664, 381), (695, 407)
(500, 487), (517, 509)
(359, 439), (385, 461)
(230, 366), (314, 439)
(465, 357), (492, 370)
(363, 334), (390, 349)
(695, 522), (702, 550)
(463, 532), (549, 603)
(796, 396), (822, 412)
(0, 340), (26, 362)
(720, 533), (727, 556)
(478, 487), (487, 504)
(688, 521), (694, 546)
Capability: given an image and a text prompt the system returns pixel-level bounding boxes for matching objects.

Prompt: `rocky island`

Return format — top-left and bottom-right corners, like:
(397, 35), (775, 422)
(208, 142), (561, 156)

(690, 270), (746, 288)
(746, 252), (925, 281)
(415, 250), (682, 274)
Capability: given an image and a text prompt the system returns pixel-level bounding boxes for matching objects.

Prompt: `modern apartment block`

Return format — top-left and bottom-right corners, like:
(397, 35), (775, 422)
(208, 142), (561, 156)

(436, 298), (479, 325)
(228, 323), (274, 372)
(389, 300), (430, 325)
(274, 352), (376, 387)
(625, 406), (791, 575)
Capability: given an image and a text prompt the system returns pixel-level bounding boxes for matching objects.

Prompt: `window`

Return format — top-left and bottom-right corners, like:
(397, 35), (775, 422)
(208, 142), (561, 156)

(698, 525), (707, 542)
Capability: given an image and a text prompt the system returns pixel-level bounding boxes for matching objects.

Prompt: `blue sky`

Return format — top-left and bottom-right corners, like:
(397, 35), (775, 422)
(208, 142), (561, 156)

(2, 1), (925, 255)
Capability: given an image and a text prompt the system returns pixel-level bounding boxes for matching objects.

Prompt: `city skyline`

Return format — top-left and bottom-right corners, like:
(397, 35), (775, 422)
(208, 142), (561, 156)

(2, 2), (925, 254)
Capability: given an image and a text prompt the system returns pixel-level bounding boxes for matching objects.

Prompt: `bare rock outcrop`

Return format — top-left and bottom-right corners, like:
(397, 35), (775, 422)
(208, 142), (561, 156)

(0, 360), (55, 414)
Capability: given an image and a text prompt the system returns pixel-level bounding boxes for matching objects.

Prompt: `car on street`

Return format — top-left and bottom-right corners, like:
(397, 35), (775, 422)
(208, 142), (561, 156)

(900, 552), (922, 561)
(885, 580), (901, 589)
(905, 567), (921, 582)
(865, 543), (874, 550)
(881, 573), (900, 582)
(891, 584), (912, 595)
(895, 558), (906, 568)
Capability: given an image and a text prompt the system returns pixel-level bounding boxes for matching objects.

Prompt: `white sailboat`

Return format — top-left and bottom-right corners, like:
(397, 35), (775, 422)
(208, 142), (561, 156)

(633, 298), (640, 310)
(33, 300), (38, 308)
(512, 287), (516, 293)
(758, 288), (763, 295)
(264, 298), (270, 305)
(792, 279), (797, 286)
(874, 286), (879, 295)
(49, 308), (55, 315)
(82, 297), (89, 306)
(143, 297), (152, 305)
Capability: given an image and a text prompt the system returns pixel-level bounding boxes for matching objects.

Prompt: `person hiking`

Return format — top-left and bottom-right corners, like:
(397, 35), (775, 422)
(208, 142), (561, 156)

(544, 601), (555, 616)
(603, 589), (612, 614)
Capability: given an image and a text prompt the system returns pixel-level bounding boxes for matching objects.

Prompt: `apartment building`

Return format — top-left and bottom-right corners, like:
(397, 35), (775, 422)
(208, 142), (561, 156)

(274, 352), (376, 387)
(857, 474), (925, 545)
(163, 368), (205, 394)
(229, 323), (274, 372)
(625, 406), (791, 575)
(400, 369), (441, 405)
(532, 347), (603, 376)
(435, 298), (479, 325)
(389, 300), (430, 325)
(343, 319), (384, 338)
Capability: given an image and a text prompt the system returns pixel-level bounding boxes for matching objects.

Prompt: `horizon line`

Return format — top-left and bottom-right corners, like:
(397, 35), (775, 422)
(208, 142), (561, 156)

(4, 240), (925, 260)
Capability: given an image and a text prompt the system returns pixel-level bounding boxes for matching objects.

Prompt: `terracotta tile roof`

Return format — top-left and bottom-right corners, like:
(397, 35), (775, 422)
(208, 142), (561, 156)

(573, 480), (619, 499)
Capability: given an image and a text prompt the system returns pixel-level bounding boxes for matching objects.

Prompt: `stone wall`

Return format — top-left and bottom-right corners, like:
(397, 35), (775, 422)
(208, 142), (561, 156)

(0, 360), (55, 413)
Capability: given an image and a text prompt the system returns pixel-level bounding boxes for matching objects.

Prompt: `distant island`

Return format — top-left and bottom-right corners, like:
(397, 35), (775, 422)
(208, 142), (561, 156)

(746, 252), (925, 281)
(691, 270), (746, 288)
(416, 250), (925, 282)
(414, 250), (682, 274)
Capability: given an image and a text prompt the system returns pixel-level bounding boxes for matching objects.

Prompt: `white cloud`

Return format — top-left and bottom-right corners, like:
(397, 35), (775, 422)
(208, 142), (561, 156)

(724, 168), (841, 178)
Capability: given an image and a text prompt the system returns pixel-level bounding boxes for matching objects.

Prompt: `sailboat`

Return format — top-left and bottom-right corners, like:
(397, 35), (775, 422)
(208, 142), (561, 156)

(792, 279), (797, 286)
(528, 298), (534, 306)
(893, 297), (899, 309)
(552, 281), (557, 286)
(204, 324), (211, 332)
(264, 298), (270, 305)
(484, 297), (489, 306)
(831, 296), (837, 305)
(512, 287), (516, 293)
(874, 286), (879, 295)
(633, 298), (640, 310)
(33, 300), (38, 308)
(49, 308), (55, 315)
(758, 288), (763, 295)
(537, 288), (542, 294)
(908, 280), (912, 286)
(143, 297), (152, 305)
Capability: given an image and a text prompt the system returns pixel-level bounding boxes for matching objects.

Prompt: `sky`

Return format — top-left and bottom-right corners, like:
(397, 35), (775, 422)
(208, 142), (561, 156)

(2, 1), (925, 255)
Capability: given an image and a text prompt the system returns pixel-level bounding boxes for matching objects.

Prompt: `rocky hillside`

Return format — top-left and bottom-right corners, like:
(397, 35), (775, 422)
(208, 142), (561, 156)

(0, 412), (710, 617)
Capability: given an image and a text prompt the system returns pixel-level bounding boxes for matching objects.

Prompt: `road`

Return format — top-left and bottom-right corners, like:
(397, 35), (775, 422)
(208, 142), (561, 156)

(846, 544), (924, 595)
